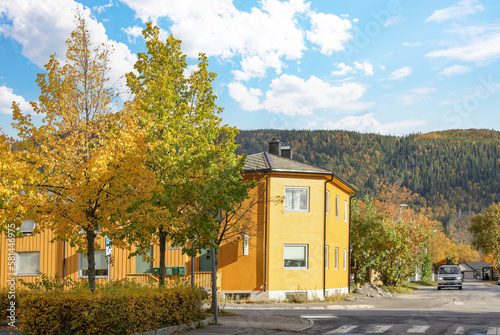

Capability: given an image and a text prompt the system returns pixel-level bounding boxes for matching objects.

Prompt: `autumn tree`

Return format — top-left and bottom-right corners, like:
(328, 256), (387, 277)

(470, 202), (500, 269)
(125, 23), (253, 286)
(2, 15), (156, 292)
(351, 196), (433, 286)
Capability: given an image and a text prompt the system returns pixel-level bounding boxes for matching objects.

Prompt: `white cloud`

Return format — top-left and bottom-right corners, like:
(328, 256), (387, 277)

(398, 87), (436, 106)
(331, 61), (373, 76)
(388, 67), (412, 80)
(0, 0), (136, 85)
(384, 15), (403, 27)
(121, 0), (309, 81)
(262, 75), (366, 116)
(229, 75), (367, 116)
(306, 12), (353, 55)
(426, 30), (500, 63)
(426, 0), (484, 23)
(0, 86), (33, 115)
(227, 82), (263, 111)
(402, 42), (424, 47)
(354, 61), (374, 76)
(325, 113), (427, 134)
(439, 65), (471, 76)
(122, 25), (143, 43)
(93, 1), (113, 14)
(331, 63), (353, 76)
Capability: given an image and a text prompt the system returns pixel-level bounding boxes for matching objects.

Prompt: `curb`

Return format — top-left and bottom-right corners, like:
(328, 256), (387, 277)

(226, 304), (374, 310)
(132, 317), (212, 335)
(297, 319), (315, 332)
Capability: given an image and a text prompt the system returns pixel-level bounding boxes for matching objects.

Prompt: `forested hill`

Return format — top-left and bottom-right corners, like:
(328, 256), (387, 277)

(235, 129), (500, 225)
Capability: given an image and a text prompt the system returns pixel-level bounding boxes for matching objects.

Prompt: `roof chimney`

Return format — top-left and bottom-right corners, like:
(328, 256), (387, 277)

(281, 146), (293, 159)
(269, 138), (281, 156)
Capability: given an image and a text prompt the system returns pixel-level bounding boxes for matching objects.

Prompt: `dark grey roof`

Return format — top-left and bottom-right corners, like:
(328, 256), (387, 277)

(462, 261), (494, 270)
(244, 152), (356, 192)
(244, 152), (331, 174)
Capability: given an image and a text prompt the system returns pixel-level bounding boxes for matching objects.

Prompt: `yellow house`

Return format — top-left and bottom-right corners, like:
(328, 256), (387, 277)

(1, 138), (355, 301)
(216, 138), (356, 300)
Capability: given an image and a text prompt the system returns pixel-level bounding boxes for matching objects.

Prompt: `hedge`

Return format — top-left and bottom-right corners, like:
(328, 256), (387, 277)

(15, 284), (204, 335)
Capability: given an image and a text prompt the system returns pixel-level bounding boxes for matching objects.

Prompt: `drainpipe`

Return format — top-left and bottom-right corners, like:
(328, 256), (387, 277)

(62, 240), (66, 283)
(323, 173), (334, 299)
(263, 172), (269, 292)
(348, 194), (356, 293)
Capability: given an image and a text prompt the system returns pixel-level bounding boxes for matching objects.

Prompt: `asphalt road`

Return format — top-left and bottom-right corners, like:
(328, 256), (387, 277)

(226, 279), (500, 335)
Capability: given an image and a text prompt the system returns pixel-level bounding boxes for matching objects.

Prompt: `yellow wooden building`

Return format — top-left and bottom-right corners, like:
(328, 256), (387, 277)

(1, 138), (355, 300)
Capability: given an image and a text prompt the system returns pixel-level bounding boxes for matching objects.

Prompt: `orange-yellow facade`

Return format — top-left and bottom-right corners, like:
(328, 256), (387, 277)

(1, 141), (355, 301)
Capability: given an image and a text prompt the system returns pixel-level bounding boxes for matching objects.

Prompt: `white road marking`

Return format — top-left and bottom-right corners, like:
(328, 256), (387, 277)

(455, 326), (465, 334)
(407, 325), (430, 333)
(369, 325), (393, 333)
(326, 325), (358, 333)
(300, 315), (338, 319)
(487, 327), (500, 335)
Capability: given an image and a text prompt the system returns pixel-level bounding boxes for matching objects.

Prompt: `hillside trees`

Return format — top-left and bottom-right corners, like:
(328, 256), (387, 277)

(1, 15), (156, 292)
(125, 24), (254, 286)
(470, 202), (500, 268)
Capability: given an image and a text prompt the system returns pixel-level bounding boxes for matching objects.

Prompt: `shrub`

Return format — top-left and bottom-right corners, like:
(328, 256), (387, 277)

(19, 282), (204, 335)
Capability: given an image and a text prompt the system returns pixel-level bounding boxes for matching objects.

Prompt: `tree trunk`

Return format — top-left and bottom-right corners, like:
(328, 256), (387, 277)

(159, 227), (166, 287)
(86, 229), (96, 294)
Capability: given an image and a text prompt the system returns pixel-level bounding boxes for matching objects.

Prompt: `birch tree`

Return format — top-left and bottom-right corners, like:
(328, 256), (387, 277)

(125, 23), (253, 286)
(2, 14), (156, 293)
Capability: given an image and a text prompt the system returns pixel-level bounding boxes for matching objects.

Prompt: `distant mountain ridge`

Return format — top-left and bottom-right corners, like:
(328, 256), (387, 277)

(235, 129), (500, 225)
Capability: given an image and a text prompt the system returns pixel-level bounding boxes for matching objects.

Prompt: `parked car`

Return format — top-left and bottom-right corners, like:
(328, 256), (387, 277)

(437, 265), (462, 290)
(498, 277), (500, 286)
(476, 273), (482, 280)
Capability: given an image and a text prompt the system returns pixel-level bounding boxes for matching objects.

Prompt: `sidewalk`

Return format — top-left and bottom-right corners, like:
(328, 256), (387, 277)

(181, 315), (312, 334)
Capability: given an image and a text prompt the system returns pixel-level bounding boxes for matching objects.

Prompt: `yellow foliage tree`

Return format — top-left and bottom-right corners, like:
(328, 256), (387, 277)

(1, 14), (156, 292)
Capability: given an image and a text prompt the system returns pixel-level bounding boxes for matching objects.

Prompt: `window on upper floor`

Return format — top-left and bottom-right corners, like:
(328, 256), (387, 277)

(335, 196), (339, 218)
(284, 187), (309, 212)
(242, 234), (249, 256)
(15, 251), (40, 276)
(344, 200), (348, 222)
(18, 220), (36, 236)
(79, 249), (108, 278)
(283, 244), (308, 270)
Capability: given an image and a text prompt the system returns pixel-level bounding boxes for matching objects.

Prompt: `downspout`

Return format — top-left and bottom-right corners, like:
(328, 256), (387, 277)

(348, 194), (356, 293)
(323, 173), (334, 299)
(62, 240), (66, 283)
(264, 172), (269, 291)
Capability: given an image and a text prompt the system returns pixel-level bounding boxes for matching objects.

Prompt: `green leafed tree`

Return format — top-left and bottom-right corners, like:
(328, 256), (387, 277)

(1, 14), (156, 293)
(125, 23), (254, 286)
(470, 202), (500, 269)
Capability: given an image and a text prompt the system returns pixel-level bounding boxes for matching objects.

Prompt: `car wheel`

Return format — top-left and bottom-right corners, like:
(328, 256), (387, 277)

(437, 287), (441, 290)
(459, 286), (462, 290)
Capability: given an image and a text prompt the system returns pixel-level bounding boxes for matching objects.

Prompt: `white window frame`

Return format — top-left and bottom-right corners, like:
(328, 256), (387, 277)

(18, 220), (36, 236)
(15, 251), (40, 276)
(325, 190), (330, 215)
(283, 244), (308, 270)
(343, 249), (347, 270)
(344, 200), (348, 222)
(79, 249), (109, 278)
(284, 187), (309, 212)
(325, 245), (329, 270)
(335, 196), (339, 218)
(335, 247), (339, 270)
(242, 234), (249, 256)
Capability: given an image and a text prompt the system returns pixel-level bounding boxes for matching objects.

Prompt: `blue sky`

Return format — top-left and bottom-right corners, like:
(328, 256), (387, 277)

(1, 0), (500, 138)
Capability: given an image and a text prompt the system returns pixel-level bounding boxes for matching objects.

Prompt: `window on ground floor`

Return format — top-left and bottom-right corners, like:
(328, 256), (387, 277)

(79, 249), (108, 278)
(15, 251), (40, 276)
(335, 247), (339, 270)
(283, 244), (308, 269)
(136, 246), (153, 274)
